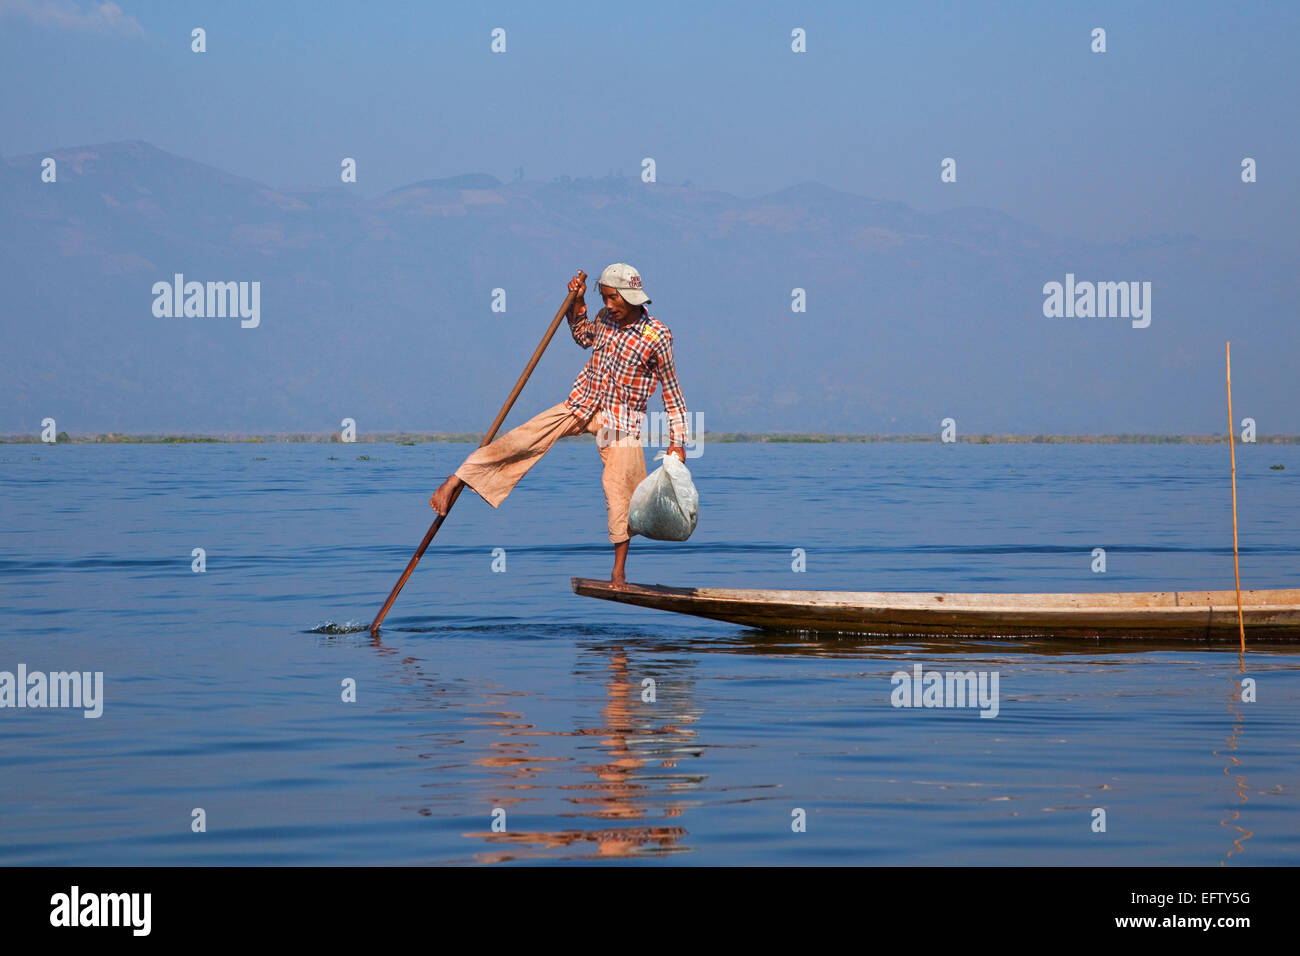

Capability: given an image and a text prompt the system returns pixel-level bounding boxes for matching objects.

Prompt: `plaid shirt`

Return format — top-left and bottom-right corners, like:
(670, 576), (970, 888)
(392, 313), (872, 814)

(564, 306), (690, 446)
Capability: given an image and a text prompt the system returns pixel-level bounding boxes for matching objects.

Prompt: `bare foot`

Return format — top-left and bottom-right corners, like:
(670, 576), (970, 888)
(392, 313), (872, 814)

(610, 539), (630, 589)
(429, 474), (462, 515)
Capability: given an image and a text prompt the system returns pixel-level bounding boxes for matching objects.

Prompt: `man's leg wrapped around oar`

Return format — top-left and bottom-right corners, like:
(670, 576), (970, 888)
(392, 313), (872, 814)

(429, 404), (648, 587)
(433, 402), (587, 511)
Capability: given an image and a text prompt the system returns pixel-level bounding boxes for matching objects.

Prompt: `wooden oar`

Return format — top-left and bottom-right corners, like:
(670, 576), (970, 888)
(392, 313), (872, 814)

(368, 288), (579, 634)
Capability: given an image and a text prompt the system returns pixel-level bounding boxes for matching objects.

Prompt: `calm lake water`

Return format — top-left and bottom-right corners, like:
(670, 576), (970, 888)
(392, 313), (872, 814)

(1, 440), (1298, 865)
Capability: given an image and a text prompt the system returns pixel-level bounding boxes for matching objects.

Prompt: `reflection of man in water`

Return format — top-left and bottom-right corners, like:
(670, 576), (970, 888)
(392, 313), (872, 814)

(466, 646), (697, 861)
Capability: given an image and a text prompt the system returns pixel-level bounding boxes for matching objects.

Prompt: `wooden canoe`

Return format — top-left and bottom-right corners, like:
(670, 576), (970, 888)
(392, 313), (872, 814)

(570, 578), (1300, 640)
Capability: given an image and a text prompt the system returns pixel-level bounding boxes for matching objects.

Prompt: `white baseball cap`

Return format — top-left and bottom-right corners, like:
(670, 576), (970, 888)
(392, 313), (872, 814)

(598, 262), (651, 306)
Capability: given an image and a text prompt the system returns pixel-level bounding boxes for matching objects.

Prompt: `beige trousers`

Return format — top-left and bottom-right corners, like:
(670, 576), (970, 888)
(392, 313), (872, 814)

(453, 403), (647, 544)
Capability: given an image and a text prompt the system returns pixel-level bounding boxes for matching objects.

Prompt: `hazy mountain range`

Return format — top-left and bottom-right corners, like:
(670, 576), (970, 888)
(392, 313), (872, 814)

(3, 140), (1295, 435)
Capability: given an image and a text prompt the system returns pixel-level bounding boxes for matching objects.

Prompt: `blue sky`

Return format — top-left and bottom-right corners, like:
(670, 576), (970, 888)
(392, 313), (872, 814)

(2, 0), (1296, 247)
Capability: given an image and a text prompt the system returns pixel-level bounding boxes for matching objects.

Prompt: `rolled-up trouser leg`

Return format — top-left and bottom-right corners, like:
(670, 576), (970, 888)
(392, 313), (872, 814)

(453, 402), (588, 508)
(593, 418), (647, 544)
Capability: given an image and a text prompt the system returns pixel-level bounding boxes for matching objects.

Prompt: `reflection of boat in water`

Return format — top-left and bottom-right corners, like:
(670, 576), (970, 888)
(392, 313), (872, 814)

(572, 578), (1300, 641)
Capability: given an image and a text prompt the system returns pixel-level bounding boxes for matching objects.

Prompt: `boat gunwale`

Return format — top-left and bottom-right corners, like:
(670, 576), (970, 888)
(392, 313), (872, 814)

(571, 579), (1300, 612)
(570, 578), (1300, 639)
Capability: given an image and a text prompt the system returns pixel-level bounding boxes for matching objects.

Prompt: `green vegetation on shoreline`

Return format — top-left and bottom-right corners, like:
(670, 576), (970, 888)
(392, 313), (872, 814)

(3, 432), (1297, 445)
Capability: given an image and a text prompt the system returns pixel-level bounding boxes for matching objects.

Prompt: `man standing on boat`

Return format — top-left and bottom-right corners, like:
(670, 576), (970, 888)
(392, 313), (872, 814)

(428, 264), (691, 588)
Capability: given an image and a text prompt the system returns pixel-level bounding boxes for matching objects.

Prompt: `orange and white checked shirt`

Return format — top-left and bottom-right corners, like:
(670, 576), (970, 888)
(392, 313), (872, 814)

(564, 306), (690, 446)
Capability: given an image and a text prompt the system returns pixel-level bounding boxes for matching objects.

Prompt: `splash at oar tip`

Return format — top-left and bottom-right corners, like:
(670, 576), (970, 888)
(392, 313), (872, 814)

(306, 620), (371, 635)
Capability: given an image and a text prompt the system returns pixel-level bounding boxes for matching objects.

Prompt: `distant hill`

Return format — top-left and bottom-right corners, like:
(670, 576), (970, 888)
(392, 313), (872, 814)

(2, 140), (1295, 435)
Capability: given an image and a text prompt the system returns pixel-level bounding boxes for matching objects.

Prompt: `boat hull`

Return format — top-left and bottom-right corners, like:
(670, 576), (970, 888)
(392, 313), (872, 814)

(570, 578), (1300, 640)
